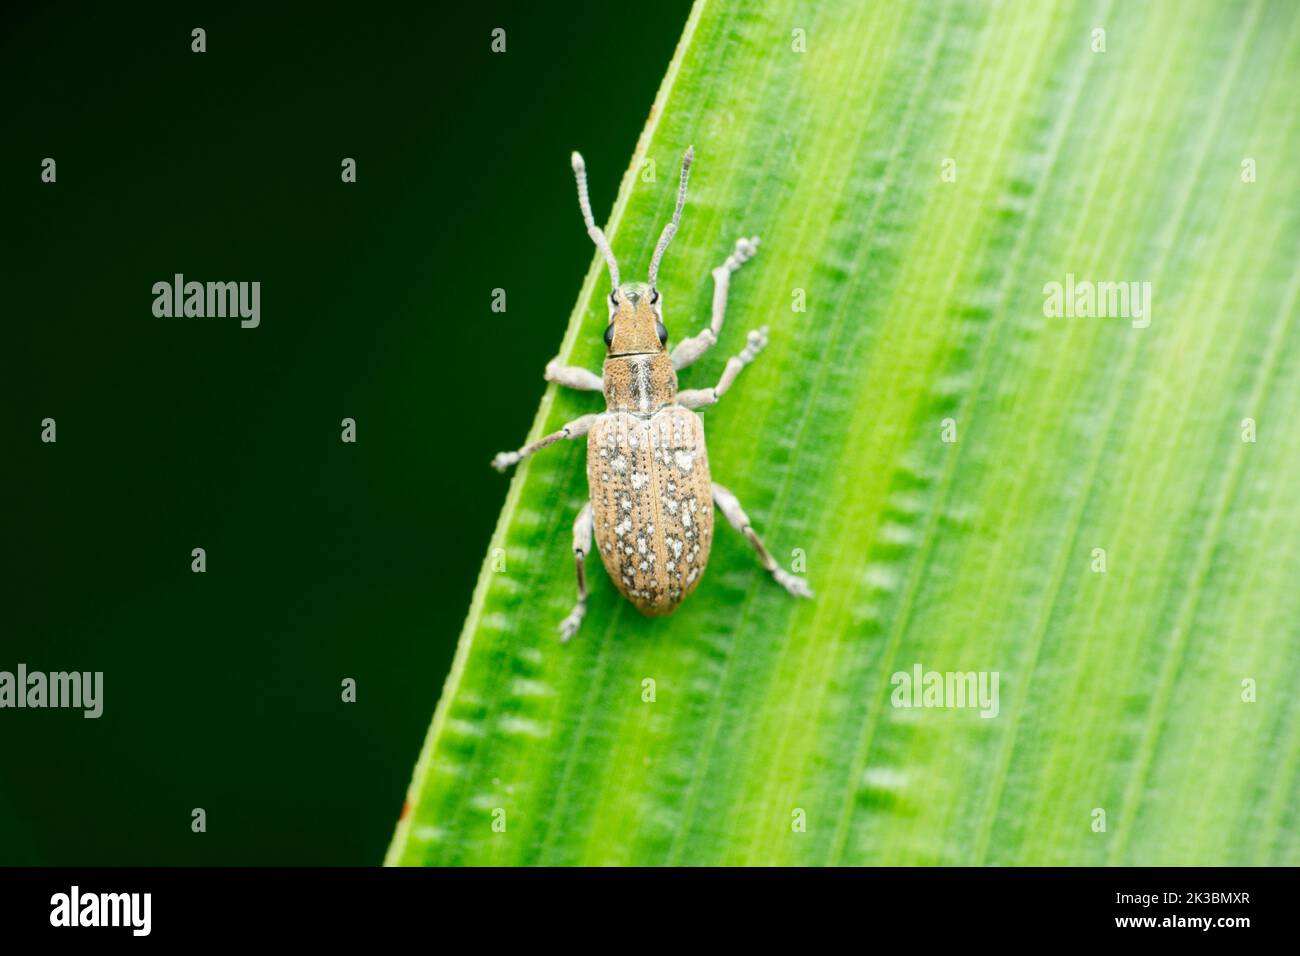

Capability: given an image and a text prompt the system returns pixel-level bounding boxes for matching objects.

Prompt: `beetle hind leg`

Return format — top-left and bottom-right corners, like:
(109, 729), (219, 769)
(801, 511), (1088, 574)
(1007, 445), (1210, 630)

(559, 501), (594, 641)
(711, 482), (812, 599)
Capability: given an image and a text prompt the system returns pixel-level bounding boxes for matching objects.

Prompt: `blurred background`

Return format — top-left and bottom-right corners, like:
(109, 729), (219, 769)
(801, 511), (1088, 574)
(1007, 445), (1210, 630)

(0, 0), (692, 864)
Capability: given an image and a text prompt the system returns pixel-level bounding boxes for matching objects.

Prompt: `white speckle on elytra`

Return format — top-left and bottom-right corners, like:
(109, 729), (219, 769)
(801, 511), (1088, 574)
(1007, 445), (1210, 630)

(612, 454), (628, 474)
(669, 538), (683, 559)
(637, 536), (647, 554)
(682, 509), (692, 528)
(665, 498), (678, 515)
(631, 471), (648, 490)
(675, 451), (694, 472)
(687, 568), (698, 583)
(625, 545), (633, 555)
(666, 561), (676, 574)
(639, 559), (648, 570)
(621, 496), (633, 511)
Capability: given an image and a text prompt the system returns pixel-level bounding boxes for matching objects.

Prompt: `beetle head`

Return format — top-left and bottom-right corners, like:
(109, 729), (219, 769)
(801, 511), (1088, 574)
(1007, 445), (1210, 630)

(571, 147), (694, 358)
(604, 282), (667, 356)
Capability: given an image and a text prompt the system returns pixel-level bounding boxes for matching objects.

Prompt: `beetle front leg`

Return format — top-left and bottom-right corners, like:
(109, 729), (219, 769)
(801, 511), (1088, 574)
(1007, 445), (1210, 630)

(559, 501), (594, 642)
(677, 326), (768, 410)
(671, 236), (760, 370)
(491, 413), (598, 472)
(544, 359), (603, 392)
(712, 481), (812, 599)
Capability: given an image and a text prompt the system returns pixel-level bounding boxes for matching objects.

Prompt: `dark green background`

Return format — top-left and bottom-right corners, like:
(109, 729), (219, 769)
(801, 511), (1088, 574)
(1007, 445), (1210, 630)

(0, 1), (691, 865)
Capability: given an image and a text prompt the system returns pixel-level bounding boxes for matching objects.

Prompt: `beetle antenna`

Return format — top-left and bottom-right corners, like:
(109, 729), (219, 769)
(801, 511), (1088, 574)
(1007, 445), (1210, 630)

(648, 146), (693, 291)
(571, 152), (620, 289)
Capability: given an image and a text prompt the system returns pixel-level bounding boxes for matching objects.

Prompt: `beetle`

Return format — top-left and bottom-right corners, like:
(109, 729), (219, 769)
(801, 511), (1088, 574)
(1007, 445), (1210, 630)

(492, 147), (812, 640)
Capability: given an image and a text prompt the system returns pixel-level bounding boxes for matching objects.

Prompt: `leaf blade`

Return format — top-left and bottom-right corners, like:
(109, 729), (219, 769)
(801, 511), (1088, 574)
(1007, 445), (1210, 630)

(389, 0), (1300, 866)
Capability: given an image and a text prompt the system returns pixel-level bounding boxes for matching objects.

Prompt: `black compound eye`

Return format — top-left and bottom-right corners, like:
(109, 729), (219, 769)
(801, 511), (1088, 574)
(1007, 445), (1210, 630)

(656, 321), (668, 346)
(609, 290), (619, 307)
(604, 323), (615, 348)
(650, 288), (660, 305)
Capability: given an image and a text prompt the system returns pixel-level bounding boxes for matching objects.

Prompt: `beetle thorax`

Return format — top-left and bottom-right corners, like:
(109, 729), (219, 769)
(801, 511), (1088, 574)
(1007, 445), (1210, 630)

(603, 351), (677, 416)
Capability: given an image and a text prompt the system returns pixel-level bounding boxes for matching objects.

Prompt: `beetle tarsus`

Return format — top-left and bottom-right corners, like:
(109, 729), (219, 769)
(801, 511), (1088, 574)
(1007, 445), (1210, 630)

(774, 567), (814, 599)
(491, 451), (520, 472)
(559, 602), (586, 641)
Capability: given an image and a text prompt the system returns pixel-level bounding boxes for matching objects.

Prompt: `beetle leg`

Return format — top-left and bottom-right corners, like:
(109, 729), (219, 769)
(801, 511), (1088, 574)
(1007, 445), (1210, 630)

(677, 326), (768, 410)
(671, 236), (760, 370)
(491, 413), (598, 472)
(559, 501), (594, 641)
(544, 359), (603, 392)
(711, 481), (812, 599)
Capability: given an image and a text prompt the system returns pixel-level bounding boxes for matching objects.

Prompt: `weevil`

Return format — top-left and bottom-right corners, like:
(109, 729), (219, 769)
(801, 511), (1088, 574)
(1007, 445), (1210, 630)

(492, 148), (813, 640)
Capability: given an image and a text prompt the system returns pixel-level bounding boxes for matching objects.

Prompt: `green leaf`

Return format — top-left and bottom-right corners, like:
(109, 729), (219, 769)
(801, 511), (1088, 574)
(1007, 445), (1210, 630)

(388, 0), (1300, 865)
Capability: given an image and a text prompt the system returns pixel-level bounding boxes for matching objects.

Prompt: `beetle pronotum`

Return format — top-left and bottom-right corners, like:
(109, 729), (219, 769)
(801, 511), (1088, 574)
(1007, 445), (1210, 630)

(492, 148), (812, 640)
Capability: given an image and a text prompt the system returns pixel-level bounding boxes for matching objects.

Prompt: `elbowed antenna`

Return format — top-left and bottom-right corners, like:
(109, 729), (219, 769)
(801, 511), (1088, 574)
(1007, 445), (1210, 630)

(571, 151), (620, 289)
(647, 146), (694, 291)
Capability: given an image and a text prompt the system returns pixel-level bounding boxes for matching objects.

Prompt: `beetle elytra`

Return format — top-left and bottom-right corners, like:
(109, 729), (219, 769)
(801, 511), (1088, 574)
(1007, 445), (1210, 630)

(492, 148), (812, 640)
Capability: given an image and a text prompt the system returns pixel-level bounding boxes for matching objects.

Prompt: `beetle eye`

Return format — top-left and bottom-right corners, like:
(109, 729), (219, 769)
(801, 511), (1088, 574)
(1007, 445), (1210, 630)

(609, 290), (619, 307)
(604, 323), (615, 348)
(650, 288), (660, 305)
(656, 321), (668, 346)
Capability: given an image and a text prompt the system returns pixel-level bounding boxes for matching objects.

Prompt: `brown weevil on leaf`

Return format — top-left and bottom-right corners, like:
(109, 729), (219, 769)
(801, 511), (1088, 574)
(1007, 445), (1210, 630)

(492, 148), (812, 640)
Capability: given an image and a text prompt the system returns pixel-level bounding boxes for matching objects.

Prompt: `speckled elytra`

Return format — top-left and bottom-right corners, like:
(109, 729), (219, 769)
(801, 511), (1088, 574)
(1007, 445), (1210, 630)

(492, 148), (813, 640)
